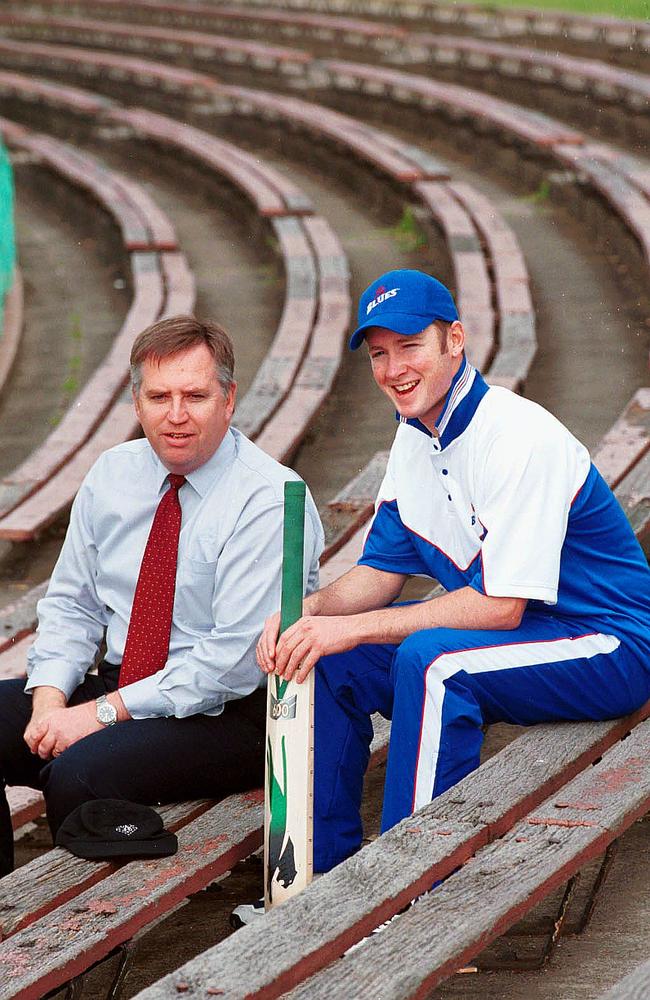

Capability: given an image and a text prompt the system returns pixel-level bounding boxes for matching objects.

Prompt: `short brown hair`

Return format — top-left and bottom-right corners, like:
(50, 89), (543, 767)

(130, 315), (235, 395)
(433, 319), (450, 353)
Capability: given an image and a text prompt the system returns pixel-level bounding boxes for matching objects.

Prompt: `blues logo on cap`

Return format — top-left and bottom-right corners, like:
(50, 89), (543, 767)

(349, 269), (459, 350)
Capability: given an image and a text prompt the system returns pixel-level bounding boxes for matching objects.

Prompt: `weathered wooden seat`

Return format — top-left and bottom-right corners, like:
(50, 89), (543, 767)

(0, 11), (313, 79)
(0, 700), (389, 1000)
(0, 94), (355, 535)
(597, 959), (650, 1000)
(3, 0), (648, 86)
(0, 73), (351, 466)
(164, 0), (649, 62)
(6, 785), (43, 831)
(1, 38), (646, 319)
(0, 63), (537, 480)
(0, 0), (409, 53)
(131, 708), (650, 1000)
(0, 119), (191, 536)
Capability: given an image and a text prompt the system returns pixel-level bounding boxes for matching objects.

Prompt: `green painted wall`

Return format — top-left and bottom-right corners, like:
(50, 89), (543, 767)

(0, 139), (16, 332)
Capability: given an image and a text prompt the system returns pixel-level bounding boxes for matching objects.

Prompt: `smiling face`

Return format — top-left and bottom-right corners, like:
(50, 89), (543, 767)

(365, 321), (465, 432)
(133, 342), (237, 475)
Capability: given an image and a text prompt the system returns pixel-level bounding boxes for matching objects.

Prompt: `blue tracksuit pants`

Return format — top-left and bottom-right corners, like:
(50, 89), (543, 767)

(313, 611), (650, 872)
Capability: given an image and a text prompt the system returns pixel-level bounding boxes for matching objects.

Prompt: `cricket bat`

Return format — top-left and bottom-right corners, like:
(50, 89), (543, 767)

(264, 480), (314, 909)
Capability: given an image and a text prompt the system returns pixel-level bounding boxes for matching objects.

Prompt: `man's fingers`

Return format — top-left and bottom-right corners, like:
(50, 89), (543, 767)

(274, 621), (307, 674)
(256, 615), (282, 673)
(35, 731), (57, 760)
(294, 653), (319, 685)
(24, 720), (47, 754)
(278, 637), (313, 681)
(257, 633), (277, 674)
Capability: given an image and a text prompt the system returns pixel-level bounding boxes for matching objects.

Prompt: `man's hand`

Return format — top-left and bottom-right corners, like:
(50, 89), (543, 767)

(271, 615), (361, 684)
(26, 701), (99, 760)
(23, 686), (68, 754)
(24, 692), (129, 760)
(256, 611), (282, 675)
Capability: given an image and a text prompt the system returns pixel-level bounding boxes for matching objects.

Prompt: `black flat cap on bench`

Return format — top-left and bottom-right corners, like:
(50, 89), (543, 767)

(56, 799), (178, 860)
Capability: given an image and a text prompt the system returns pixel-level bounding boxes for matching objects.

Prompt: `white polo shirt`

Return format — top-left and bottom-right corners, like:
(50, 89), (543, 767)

(359, 358), (650, 658)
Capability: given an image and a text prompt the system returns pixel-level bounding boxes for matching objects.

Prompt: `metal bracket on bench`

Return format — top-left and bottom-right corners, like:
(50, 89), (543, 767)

(477, 873), (579, 972)
(475, 840), (618, 973)
(55, 939), (136, 1000)
(567, 838), (619, 936)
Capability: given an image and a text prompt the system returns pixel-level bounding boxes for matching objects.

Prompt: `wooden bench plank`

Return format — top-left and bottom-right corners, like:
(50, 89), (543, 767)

(0, 250), (165, 540)
(0, 393), (141, 540)
(0, 707), (392, 1000)
(7, 786), (44, 832)
(0, 634), (33, 680)
(205, 0), (650, 57)
(253, 214), (351, 463)
(0, 66), (117, 115)
(614, 448), (650, 555)
(0, 581), (49, 654)
(107, 106), (313, 217)
(321, 450), (389, 560)
(18, 132), (151, 251)
(0, 800), (212, 940)
(0, 41), (643, 310)
(412, 180), (494, 373)
(319, 60), (586, 147)
(0, 121), (180, 521)
(132, 705), (650, 1000)
(593, 388), (650, 489)
(219, 87), (429, 184)
(553, 147), (650, 271)
(596, 959), (650, 1000)
(397, 32), (650, 111)
(14, 0), (646, 65)
(0, 0), (408, 48)
(282, 719), (650, 1000)
(159, 250), (197, 319)
(447, 179), (536, 388)
(486, 312), (537, 392)
(0, 12), (313, 76)
(233, 216), (318, 440)
(0, 38), (221, 99)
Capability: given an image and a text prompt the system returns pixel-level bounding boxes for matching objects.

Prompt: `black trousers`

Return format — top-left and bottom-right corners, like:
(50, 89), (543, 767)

(0, 663), (266, 876)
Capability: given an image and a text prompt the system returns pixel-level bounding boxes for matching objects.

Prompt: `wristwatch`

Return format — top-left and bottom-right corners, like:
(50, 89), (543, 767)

(96, 694), (117, 727)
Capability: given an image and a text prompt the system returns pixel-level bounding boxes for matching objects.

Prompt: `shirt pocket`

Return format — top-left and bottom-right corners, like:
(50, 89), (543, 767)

(174, 555), (218, 629)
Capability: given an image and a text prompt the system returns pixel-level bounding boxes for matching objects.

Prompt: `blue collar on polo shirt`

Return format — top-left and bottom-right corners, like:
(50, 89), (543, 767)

(398, 356), (489, 451)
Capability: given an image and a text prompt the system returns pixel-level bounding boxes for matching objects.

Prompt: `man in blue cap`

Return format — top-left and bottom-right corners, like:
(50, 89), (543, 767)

(254, 268), (650, 882)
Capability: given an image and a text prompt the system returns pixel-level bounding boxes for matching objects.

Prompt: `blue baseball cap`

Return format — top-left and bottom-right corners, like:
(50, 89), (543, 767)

(349, 269), (459, 350)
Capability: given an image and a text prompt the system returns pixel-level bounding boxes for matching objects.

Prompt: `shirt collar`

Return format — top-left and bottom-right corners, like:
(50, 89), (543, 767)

(151, 427), (237, 497)
(398, 356), (489, 451)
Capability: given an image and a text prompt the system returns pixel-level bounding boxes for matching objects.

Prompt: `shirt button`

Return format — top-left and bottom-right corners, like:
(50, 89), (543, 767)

(442, 469), (448, 475)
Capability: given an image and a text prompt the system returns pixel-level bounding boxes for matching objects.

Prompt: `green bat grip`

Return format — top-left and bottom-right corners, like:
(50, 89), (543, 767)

(280, 481), (306, 636)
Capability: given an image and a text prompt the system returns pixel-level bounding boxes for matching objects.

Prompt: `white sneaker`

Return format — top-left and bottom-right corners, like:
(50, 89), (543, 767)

(344, 913), (397, 954)
(230, 897), (265, 929)
(344, 890), (432, 954)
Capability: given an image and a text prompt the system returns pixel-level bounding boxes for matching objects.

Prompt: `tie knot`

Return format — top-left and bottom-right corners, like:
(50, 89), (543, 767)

(168, 474), (186, 491)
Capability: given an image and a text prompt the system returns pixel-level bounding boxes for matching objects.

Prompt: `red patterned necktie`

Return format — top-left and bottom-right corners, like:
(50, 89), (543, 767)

(118, 474), (186, 688)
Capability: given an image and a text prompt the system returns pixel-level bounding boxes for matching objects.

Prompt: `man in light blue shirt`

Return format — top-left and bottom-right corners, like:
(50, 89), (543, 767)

(0, 315), (323, 875)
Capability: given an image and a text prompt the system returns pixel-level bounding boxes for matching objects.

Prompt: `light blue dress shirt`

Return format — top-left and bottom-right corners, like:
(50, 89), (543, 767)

(25, 428), (324, 718)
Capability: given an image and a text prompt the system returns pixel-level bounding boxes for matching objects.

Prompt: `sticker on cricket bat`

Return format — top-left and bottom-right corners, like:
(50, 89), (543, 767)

(264, 481), (314, 909)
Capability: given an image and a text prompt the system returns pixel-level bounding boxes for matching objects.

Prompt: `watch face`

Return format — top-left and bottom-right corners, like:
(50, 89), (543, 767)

(97, 701), (116, 724)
